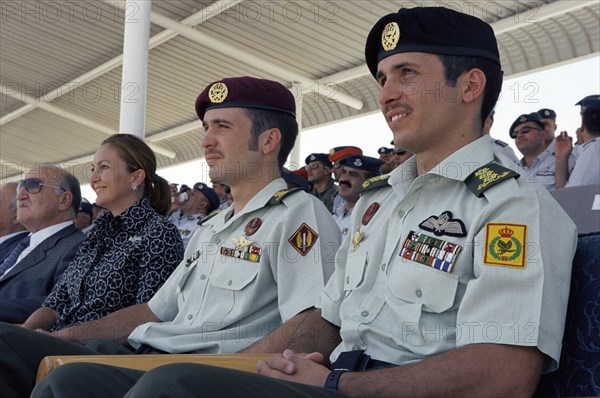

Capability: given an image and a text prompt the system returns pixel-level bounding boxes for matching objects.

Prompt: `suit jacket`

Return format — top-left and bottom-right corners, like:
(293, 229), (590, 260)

(0, 224), (86, 323)
(0, 231), (30, 263)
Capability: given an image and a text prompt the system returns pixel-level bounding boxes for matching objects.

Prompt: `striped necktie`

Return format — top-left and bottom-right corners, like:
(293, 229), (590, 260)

(0, 235), (31, 277)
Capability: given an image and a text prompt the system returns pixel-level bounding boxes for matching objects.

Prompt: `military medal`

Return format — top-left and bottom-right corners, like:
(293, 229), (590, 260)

(232, 234), (253, 251)
(353, 202), (380, 250)
(244, 217), (262, 236)
(352, 226), (363, 250)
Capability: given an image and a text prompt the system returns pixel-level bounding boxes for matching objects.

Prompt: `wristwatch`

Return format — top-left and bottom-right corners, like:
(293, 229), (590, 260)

(324, 368), (348, 390)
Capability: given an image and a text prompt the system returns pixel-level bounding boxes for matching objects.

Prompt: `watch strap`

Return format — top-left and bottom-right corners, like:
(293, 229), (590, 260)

(324, 369), (348, 390)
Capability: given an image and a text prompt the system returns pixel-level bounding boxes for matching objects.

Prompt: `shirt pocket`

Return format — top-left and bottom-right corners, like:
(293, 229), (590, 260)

(210, 260), (259, 291)
(343, 251), (368, 294)
(386, 261), (458, 314)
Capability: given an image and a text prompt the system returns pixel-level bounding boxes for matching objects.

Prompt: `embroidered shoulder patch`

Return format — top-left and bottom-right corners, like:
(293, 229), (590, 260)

(288, 223), (318, 256)
(465, 163), (519, 197)
(268, 188), (302, 205)
(419, 211), (467, 237)
(358, 175), (390, 193)
(483, 223), (527, 268)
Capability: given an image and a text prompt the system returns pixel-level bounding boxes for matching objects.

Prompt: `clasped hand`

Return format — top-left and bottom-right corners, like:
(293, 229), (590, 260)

(257, 349), (330, 387)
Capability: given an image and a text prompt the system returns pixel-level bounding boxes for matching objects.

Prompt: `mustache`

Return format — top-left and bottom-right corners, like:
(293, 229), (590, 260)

(383, 103), (412, 114)
(339, 180), (351, 188)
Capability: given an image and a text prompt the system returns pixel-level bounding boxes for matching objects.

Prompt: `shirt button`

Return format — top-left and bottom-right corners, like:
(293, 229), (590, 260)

(227, 280), (232, 286)
(416, 289), (422, 298)
(346, 276), (350, 284)
(187, 314), (192, 320)
(361, 310), (369, 317)
(352, 345), (361, 350)
(381, 264), (386, 271)
(200, 274), (206, 280)
(215, 239), (221, 245)
(398, 209), (406, 218)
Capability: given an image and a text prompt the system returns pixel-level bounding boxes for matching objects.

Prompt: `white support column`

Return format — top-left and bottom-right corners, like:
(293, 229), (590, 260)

(119, 0), (151, 138)
(289, 82), (303, 170)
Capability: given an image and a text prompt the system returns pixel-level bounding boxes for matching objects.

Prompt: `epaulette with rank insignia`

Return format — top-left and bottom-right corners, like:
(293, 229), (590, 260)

(197, 211), (221, 226)
(494, 139), (509, 147)
(358, 175), (390, 193)
(465, 163), (520, 197)
(267, 188), (302, 206)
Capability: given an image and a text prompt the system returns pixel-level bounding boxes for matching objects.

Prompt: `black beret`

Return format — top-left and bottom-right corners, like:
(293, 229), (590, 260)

(282, 168), (310, 191)
(329, 146), (362, 162)
(509, 112), (545, 138)
(378, 147), (394, 155)
(193, 182), (220, 211)
(339, 155), (384, 174)
(305, 153), (332, 168)
(537, 108), (556, 120)
(195, 76), (296, 120)
(365, 7), (501, 78)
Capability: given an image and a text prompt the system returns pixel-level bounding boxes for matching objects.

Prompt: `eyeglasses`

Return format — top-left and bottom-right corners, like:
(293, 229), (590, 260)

(510, 126), (541, 139)
(17, 178), (66, 194)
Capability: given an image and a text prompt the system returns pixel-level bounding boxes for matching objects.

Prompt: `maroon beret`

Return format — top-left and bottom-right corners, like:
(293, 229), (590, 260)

(195, 76), (296, 120)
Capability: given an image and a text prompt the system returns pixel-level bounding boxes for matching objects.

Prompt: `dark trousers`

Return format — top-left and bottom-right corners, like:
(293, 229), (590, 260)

(0, 322), (131, 398)
(33, 363), (350, 398)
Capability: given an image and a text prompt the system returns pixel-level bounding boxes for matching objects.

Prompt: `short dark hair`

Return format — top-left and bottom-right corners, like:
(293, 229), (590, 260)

(244, 108), (298, 169)
(438, 55), (503, 131)
(582, 109), (600, 136)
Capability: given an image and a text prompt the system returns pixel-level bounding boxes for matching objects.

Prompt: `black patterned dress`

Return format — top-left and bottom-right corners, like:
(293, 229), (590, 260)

(44, 198), (184, 331)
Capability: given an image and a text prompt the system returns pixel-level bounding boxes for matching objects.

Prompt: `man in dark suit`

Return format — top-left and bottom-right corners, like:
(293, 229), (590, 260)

(0, 182), (29, 263)
(0, 165), (86, 323)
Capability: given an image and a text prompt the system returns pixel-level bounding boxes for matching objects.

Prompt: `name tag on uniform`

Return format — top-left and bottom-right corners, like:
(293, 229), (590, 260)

(399, 230), (462, 273)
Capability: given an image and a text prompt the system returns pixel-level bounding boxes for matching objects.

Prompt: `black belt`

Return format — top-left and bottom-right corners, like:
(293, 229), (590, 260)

(329, 350), (394, 371)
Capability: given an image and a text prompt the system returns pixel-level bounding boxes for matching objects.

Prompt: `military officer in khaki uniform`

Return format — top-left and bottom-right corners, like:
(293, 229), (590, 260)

(95, 7), (578, 398)
(16, 77), (340, 398)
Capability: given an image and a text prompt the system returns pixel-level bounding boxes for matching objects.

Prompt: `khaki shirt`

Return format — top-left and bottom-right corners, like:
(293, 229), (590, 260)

(318, 136), (576, 372)
(130, 179), (341, 353)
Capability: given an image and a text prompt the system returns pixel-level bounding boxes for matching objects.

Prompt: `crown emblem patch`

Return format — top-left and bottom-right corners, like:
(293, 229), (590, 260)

(484, 223), (527, 268)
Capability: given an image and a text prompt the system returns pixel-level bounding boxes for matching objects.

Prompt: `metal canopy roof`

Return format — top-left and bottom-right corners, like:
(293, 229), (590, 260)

(1, 0), (599, 181)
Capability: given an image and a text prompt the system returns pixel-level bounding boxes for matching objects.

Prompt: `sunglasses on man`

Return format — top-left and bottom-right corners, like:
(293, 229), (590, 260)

(17, 178), (66, 194)
(510, 126), (541, 139)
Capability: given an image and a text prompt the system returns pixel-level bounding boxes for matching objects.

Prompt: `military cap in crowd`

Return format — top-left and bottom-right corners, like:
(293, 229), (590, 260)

(365, 7), (500, 78)
(193, 182), (220, 212)
(78, 202), (93, 218)
(509, 112), (545, 138)
(329, 146), (363, 163)
(195, 76), (296, 120)
(538, 108), (556, 120)
(282, 168), (310, 191)
(305, 153), (332, 168)
(378, 147), (394, 155)
(179, 184), (191, 193)
(575, 94), (600, 107)
(339, 154), (384, 174)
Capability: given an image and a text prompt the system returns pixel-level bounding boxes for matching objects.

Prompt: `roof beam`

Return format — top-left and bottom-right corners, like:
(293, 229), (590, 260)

(0, 0), (244, 127)
(0, 85), (175, 159)
(128, 7), (364, 110)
